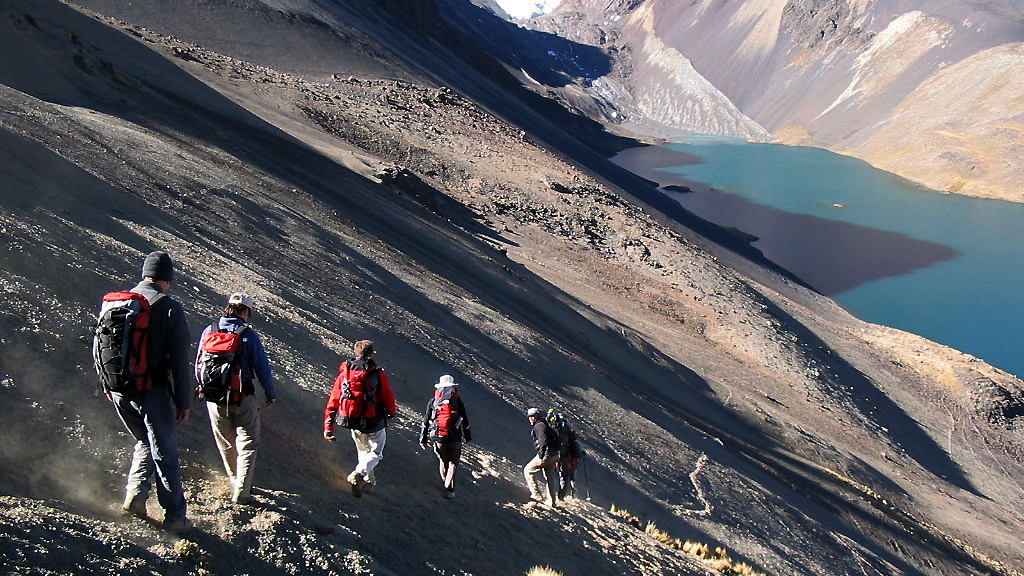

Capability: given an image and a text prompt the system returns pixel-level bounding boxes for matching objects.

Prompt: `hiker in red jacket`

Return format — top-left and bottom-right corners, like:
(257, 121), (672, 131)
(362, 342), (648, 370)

(323, 340), (396, 497)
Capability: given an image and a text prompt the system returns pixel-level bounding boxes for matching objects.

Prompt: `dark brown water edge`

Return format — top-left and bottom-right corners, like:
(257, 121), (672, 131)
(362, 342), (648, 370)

(611, 146), (960, 296)
(611, 144), (708, 191)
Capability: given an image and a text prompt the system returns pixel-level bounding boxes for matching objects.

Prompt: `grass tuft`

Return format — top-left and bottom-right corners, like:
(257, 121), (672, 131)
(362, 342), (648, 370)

(526, 566), (563, 576)
(609, 505), (768, 576)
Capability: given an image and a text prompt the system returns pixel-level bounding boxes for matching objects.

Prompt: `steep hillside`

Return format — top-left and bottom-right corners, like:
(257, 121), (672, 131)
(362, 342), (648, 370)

(501, 0), (1024, 202)
(2, 1), (1024, 575)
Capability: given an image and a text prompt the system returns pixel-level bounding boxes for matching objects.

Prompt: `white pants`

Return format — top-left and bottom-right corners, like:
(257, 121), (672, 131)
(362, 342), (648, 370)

(351, 427), (387, 484)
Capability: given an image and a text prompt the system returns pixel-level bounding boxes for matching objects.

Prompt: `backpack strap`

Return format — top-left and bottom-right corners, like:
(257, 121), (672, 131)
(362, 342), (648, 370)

(228, 322), (252, 393)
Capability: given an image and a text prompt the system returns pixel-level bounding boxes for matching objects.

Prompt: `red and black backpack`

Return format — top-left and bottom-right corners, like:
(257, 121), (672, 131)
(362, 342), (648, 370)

(93, 291), (163, 395)
(432, 386), (460, 439)
(335, 361), (380, 429)
(196, 323), (250, 405)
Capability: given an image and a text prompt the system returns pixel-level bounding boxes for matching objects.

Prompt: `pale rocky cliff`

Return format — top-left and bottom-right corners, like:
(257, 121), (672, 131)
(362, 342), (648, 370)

(500, 0), (1024, 202)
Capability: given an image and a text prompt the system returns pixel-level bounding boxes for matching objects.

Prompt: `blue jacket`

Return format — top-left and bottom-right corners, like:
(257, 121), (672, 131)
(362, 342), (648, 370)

(195, 316), (276, 400)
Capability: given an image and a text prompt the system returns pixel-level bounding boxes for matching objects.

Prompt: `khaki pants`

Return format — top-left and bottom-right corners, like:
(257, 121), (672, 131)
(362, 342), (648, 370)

(524, 453), (559, 504)
(207, 394), (261, 502)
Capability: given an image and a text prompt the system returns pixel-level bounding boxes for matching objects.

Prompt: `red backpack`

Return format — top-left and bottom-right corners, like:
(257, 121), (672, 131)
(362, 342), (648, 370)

(93, 291), (162, 395)
(335, 362), (380, 429)
(432, 387), (460, 439)
(196, 324), (249, 405)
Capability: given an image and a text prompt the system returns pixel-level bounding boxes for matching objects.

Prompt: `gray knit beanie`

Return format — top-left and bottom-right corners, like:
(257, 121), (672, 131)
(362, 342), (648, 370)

(141, 251), (174, 282)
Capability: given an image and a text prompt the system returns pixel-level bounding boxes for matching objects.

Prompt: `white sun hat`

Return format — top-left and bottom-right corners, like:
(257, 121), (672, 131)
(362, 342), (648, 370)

(435, 374), (457, 389)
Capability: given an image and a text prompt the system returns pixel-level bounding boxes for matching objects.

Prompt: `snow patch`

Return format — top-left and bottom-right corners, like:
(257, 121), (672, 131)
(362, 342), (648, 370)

(494, 0), (562, 20)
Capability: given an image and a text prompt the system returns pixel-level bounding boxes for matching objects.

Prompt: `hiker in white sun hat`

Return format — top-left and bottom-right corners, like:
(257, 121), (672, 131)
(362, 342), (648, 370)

(419, 374), (472, 499)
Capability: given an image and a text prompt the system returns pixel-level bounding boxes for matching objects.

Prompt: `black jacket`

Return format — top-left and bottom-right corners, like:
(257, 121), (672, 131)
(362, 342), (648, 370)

(531, 420), (555, 459)
(131, 280), (191, 410)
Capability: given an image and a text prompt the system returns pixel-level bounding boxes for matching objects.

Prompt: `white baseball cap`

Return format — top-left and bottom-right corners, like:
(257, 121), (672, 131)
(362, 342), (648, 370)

(228, 292), (254, 309)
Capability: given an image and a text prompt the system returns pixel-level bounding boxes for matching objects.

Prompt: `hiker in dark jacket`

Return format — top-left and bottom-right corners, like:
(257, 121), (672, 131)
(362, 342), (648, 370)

(106, 251), (193, 533)
(523, 407), (559, 507)
(194, 292), (277, 505)
(323, 340), (396, 497)
(557, 417), (583, 499)
(419, 374), (471, 499)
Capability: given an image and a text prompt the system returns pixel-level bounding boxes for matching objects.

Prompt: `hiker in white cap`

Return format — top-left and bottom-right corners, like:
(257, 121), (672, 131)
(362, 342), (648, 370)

(194, 292), (277, 505)
(523, 407), (559, 507)
(419, 374), (472, 499)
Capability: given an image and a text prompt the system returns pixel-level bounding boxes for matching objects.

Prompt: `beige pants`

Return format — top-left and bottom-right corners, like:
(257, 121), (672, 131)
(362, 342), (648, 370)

(524, 453), (559, 504)
(207, 394), (261, 501)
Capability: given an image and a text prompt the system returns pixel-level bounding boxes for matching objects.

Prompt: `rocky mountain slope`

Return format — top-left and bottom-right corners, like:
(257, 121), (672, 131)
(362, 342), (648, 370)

(2, 1), (1023, 575)
(482, 0), (1024, 202)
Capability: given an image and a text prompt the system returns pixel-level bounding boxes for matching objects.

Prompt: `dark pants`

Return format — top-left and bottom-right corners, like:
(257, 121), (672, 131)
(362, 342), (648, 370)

(433, 440), (463, 491)
(112, 390), (187, 522)
(558, 456), (577, 498)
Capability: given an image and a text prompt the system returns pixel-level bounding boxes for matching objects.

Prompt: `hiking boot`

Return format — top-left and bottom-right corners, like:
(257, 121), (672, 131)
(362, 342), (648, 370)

(232, 493), (254, 505)
(361, 482), (376, 495)
(121, 498), (148, 519)
(347, 472), (364, 498)
(162, 517), (194, 534)
(444, 489), (455, 500)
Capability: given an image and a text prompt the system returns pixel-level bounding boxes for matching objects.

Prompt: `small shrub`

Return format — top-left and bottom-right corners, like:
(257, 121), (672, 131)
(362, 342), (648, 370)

(174, 539), (200, 561)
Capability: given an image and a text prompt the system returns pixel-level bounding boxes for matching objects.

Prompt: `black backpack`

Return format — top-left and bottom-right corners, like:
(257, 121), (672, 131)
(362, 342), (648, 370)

(196, 323), (249, 405)
(546, 409), (567, 453)
(93, 291), (164, 395)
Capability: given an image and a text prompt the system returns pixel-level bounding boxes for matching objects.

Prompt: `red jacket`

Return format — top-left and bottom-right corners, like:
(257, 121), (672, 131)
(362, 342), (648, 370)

(324, 357), (396, 433)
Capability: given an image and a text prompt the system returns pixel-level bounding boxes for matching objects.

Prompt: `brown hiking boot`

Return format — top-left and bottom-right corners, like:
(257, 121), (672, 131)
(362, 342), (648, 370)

(347, 471), (363, 498)
(162, 517), (194, 534)
(121, 499), (148, 519)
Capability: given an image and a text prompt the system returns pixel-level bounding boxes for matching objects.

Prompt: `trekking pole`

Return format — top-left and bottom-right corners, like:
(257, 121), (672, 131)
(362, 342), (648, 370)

(582, 455), (591, 501)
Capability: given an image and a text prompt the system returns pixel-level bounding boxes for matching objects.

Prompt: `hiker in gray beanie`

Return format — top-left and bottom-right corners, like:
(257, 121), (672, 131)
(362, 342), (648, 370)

(100, 249), (193, 533)
(142, 250), (174, 282)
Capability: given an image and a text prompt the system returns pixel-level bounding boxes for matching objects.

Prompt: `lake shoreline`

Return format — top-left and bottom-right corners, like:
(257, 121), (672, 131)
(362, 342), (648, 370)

(611, 140), (1022, 379)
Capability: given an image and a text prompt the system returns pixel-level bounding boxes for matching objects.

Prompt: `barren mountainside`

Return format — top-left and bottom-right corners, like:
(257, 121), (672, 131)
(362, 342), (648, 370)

(1, 1), (1023, 575)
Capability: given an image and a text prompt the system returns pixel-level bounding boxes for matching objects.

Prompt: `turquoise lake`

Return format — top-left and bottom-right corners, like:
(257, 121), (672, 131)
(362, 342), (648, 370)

(612, 137), (1023, 379)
